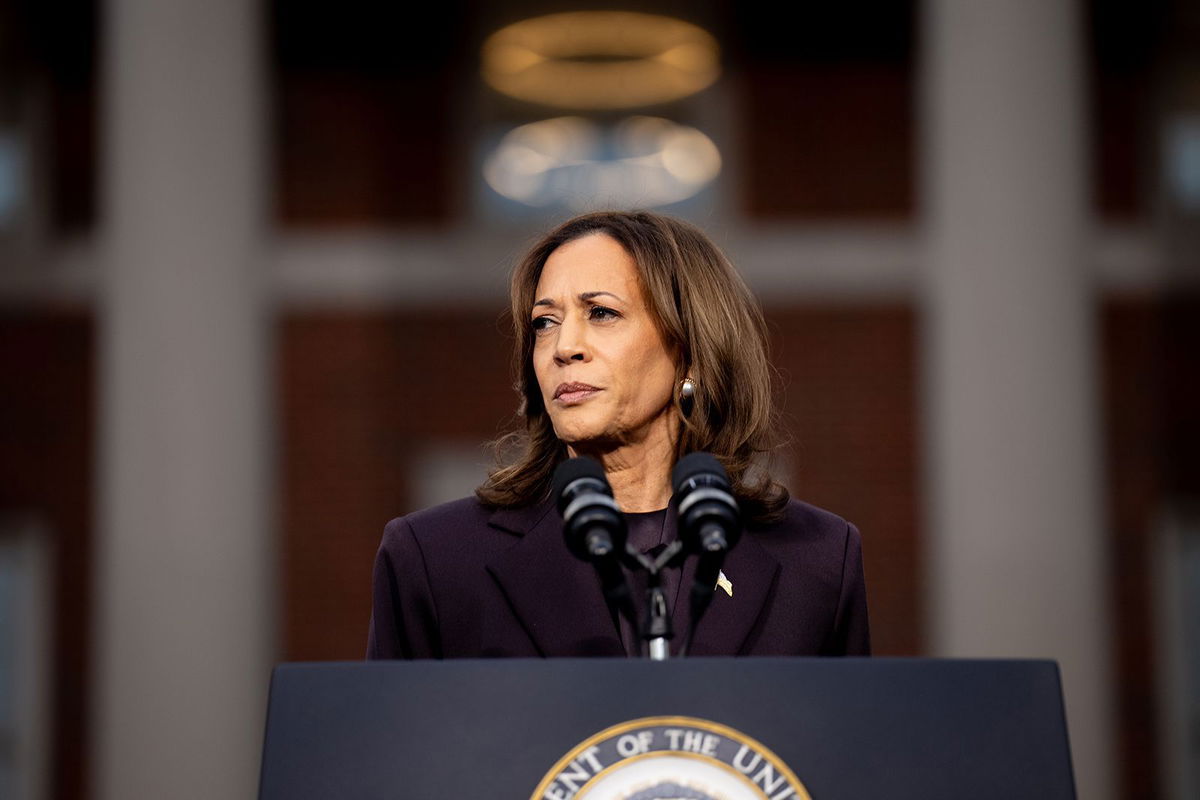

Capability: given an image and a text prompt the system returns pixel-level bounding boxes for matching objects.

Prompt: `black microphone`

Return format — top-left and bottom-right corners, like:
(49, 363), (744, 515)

(553, 457), (627, 562)
(672, 452), (742, 654)
(672, 452), (742, 559)
(553, 457), (638, 654)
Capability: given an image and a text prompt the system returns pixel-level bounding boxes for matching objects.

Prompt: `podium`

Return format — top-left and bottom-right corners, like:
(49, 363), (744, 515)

(258, 658), (1076, 799)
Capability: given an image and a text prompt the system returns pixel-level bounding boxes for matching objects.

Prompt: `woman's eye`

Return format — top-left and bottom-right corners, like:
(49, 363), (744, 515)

(531, 316), (555, 333)
(588, 305), (619, 321)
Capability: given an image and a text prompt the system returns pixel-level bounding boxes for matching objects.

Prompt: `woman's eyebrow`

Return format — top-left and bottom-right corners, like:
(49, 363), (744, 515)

(579, 291), (625, 303)
(532, 291), (625, 309)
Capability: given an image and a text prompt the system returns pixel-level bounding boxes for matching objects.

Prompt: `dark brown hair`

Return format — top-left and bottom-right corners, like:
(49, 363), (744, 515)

(476, 210), (789, 521)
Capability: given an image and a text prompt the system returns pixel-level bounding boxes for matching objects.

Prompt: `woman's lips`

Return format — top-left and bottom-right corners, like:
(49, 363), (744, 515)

(554, 382), (601, 404)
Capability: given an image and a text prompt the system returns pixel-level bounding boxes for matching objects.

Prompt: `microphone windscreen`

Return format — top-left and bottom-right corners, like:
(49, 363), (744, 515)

(671, 452), (729, 493)
(552, 456), (608, 511)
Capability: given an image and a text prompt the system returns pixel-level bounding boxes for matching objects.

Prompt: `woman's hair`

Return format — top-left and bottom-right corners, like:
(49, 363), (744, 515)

(475, 210), (789, 521)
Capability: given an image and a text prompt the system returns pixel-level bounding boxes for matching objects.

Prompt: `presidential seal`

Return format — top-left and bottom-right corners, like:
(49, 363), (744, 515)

(531, 716), (812, 800)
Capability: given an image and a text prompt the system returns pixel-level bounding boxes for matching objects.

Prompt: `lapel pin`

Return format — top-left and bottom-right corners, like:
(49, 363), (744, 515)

(716, 569), (733, 597)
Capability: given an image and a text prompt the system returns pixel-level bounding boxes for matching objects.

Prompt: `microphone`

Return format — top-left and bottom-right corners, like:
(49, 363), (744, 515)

(553, 457), (637, 655)
(553, 457), (627, 562)
(671, 452), (742, 654)
(672, 452), (742, 559)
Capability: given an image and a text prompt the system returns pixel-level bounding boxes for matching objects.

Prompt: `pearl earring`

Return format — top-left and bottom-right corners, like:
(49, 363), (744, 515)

(679, 377), (696, 413)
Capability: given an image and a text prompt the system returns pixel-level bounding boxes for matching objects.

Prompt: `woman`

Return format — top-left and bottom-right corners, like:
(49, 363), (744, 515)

(367, 211), (869, 659)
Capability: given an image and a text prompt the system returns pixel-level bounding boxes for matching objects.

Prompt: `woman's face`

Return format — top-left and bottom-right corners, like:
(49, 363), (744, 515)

(531, 233), (679, 453)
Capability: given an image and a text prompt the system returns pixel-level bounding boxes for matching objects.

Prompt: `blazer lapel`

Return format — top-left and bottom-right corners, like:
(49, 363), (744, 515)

(485, 500), (625, 657)
(674, 513), (781, 656)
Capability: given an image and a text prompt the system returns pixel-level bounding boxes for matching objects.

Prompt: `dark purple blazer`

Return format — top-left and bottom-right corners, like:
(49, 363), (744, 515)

(366, 495), (870, 659)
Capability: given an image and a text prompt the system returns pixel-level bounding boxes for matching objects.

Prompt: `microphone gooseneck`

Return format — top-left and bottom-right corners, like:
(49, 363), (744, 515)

(671, 452), (743, 656)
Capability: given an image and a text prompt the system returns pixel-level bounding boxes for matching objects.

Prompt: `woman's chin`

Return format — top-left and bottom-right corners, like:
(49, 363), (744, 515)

(557, 433), (604, 453)
(552, 416), (602, 442)
(555, 428), (619, 454)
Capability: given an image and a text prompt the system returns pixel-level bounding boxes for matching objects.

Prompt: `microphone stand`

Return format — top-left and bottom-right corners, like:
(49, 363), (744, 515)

(625, 540), (684, 661)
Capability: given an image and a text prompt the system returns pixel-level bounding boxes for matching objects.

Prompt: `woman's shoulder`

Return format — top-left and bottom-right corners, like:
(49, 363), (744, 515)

(749, 497), (860, 546)
(783, 497), (854, 529)
(383, 496), (495, 541)
(377, 497), (524, 574)
(745, 498), (863, 595)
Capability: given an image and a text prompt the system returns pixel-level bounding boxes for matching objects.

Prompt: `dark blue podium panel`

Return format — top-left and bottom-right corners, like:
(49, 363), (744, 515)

(258, 658), (1075, 800)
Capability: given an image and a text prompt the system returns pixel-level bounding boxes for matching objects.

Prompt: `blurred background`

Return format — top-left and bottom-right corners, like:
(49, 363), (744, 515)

(0, 0), (1197, 798)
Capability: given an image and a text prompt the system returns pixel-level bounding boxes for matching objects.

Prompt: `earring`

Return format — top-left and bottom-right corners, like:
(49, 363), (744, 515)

(679, 377), (696, 414)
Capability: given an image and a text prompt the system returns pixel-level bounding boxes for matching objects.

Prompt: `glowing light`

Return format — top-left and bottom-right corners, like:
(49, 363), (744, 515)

(481, 12), (720, 110)
(483, 116), (721, 209)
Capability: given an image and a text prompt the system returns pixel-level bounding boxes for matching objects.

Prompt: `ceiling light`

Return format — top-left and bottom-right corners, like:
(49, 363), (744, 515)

(481, 12), (720, 110)
(483, 116), (721, 208)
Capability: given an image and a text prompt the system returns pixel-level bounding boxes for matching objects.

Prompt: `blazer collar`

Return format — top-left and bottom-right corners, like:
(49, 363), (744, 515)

(486, 498), (555, 537)
(484, 498), (780, 657)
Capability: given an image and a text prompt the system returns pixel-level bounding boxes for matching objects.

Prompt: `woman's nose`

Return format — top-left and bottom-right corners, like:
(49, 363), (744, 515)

(553, 315), (589, 364)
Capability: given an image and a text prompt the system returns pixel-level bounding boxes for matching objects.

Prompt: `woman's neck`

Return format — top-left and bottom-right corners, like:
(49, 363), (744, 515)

(599, 454), (672, 512)
(567, 419), (675, 512)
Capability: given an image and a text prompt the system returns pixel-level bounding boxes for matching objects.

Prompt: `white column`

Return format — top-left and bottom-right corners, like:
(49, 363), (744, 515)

(95, 2), (274, 798)
(920, 2), (1114, 799)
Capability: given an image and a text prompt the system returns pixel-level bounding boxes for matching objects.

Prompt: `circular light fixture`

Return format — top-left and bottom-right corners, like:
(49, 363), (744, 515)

(483, 116), (721, 209)
(481, 12), (720, 110)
